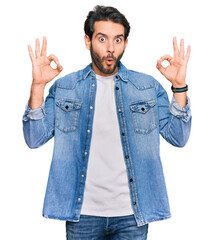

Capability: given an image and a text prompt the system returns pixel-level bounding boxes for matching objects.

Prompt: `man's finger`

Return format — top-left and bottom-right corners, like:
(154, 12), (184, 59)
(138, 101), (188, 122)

(57, 63), (63, 72)
(160, 54), (172, 62)
(180, 39), (185, 58)
(41, 36), (47, 56)
(48, 54), (63, 72)
(28, 45), (35, 62)
(35, 38), (40, 58)
(185, 45), (191, 63)
(156, 60), (166, 75)
(48, 54), (59, 64)
(173, 37), (179, 57)
(53, 62), (63, 75)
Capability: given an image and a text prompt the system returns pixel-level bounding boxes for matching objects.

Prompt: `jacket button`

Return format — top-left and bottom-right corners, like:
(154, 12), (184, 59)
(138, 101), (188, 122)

(133, 201), (136, 205)
(129, 178), (133, 182)
(115, 87), (119, 90)
(125, 155), (129, 159)
(122, 132), (125, 136)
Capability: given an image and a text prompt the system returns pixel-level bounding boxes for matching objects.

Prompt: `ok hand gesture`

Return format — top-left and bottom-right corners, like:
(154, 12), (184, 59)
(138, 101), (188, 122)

(28, 37), (63, 87)
(156, 37), (191, 88)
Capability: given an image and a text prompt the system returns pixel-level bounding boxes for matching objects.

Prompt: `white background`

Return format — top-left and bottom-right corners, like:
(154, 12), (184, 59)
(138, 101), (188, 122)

(1, 0), (213, 239)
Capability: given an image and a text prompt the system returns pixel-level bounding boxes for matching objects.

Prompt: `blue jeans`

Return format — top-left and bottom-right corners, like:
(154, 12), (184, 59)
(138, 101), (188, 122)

(66, 214), (148, 240)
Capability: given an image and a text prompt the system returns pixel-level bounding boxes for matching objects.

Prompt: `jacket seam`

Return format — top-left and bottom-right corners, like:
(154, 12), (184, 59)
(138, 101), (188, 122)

(56, 78), (84, 90)
(128, 78), (155, 90)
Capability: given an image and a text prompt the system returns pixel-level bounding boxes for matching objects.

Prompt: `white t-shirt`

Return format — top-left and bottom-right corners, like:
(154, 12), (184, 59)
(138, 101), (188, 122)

(80, 73), (134, 217)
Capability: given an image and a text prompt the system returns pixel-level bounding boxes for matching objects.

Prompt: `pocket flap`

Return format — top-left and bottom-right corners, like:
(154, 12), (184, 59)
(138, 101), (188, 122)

(130, 99), (155, 114)
(56, 99), (82, 112)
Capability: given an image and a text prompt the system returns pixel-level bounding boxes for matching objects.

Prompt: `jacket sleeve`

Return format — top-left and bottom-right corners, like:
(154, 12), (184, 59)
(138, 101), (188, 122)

(22, 82), (56, 149)
(156, 81), (192, 147)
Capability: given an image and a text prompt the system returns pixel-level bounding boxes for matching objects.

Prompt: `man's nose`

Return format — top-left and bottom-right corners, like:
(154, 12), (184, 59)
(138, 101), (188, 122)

(106, 41), (115, 53)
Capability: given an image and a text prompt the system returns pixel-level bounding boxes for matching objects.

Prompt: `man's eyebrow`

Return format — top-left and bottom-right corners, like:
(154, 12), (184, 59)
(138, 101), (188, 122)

(115, 34), (125, 38)
(95, 33), (107, 37)
(95, 33), (125, 38)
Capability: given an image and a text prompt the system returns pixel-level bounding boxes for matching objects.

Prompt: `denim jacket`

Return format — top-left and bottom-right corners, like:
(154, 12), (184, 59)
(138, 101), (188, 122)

(22, 62), (191, 226)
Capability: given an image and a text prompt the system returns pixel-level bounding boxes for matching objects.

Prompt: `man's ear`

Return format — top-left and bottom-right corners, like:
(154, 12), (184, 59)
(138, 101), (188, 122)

(124, 38), (128, 51)
(84, 35), (91, 50)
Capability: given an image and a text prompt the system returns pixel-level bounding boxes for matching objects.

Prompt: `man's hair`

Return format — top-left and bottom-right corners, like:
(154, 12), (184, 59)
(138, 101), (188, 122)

(84, 5), (130, 40)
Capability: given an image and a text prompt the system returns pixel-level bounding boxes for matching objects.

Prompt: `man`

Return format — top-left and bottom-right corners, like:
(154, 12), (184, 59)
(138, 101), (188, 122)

(23, 5), (191, 240)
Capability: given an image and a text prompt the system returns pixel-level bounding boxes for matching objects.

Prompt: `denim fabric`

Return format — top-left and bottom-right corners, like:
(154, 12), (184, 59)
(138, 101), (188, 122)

(170, 96), (191, 123)
(22, 61), (192, 227)
(66, 214), (148, 240)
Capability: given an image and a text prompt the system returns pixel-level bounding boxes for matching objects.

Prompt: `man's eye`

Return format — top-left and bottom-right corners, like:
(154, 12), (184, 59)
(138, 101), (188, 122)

(115, 38), (122, 43)
(99, 37), (105, 42)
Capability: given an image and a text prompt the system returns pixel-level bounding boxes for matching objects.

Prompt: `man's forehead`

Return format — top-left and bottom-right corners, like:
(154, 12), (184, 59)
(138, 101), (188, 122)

(93, 21), (125, 36)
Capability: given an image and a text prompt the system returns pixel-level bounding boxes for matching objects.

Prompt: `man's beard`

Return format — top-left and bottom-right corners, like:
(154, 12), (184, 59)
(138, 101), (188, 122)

(90, 43), (124, 75)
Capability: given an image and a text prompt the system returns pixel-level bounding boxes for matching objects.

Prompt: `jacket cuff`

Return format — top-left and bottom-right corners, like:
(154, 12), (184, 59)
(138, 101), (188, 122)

(169, 96), (191, 123)
(23, 101), (46, 121)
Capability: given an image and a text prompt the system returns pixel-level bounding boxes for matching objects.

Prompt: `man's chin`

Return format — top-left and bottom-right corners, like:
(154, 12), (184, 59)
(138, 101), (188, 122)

(102, 68), (116, 74)
(102, 63), (117, 74)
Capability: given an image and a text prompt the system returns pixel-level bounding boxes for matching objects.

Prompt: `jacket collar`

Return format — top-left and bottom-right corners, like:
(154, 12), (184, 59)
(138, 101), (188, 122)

(117, 61), (128, 82)
(82, 61), (128, 83)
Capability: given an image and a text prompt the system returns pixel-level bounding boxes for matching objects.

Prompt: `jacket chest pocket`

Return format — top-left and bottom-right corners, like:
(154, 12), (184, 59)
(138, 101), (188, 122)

(130, 99), (157, 134)
(56, 99), (82, 132)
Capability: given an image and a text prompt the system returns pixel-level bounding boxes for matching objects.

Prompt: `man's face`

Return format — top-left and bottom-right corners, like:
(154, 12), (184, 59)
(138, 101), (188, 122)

(85, 21), (128, 76)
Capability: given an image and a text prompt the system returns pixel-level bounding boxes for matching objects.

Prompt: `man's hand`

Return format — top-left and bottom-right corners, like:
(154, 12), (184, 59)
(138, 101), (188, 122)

(28, 37), (63, 87)
(156, 37), (191, 88)
(28, 37), (63, 109)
